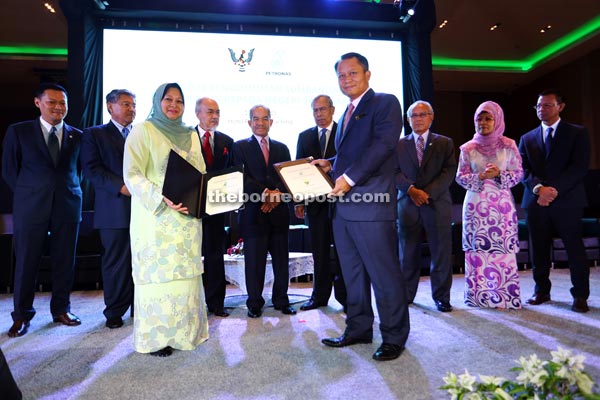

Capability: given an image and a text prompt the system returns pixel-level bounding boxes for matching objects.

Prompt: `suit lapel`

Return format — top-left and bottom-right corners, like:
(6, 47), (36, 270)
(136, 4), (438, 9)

(310, 127), (320, 157)
(36, 120), (56, 166)
(407, 133), (419, 166)
(325, 123), (337, 158)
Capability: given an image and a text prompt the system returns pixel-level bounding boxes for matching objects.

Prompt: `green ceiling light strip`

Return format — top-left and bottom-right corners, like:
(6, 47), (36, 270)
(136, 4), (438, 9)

(432, 14), (600, 72)
(431, 56), (525, 72)
(0, 46), (68, 56)
(525, 14), (600, 69)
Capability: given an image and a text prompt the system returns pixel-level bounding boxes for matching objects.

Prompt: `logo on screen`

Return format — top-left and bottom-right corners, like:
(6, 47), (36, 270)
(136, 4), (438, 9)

(228, 48), (255, 72)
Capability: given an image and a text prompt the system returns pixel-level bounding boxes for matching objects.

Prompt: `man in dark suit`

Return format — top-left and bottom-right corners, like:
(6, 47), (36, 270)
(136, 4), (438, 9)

(81, 89), (136, 329)
(2, 82), (83, 337)
(315, 53), (410, 361)
(396, 100), (456, 312)
(518, 88), (591, 313)
(231, 105), (296, 318)
(195, 97), (234, 318)
(295, 94), (346, 312)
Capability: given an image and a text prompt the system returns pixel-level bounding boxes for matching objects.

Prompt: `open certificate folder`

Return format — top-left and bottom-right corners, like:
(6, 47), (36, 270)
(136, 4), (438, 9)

(162, 150), (244, 218)
(274, 157), (334, 201)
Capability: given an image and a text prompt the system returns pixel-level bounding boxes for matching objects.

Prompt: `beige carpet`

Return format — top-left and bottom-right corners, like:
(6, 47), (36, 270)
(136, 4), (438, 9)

(1, 268), (599, 400)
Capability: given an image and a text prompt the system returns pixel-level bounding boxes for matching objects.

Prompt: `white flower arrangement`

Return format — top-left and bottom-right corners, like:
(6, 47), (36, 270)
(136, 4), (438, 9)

(441, 347), (600, 399)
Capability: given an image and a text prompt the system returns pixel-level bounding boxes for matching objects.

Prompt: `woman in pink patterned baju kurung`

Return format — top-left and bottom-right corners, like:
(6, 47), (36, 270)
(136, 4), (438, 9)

(456, 101), (524, 309)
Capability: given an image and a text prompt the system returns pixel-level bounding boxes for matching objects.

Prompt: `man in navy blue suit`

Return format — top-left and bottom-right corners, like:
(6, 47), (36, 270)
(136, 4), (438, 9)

(295, 95), (346, 312)
(315, 53), (410, 361)
(519, 89), (591, 313)
(231, 105), (296, 318)
(2, 82), (83, 337)
(195, 97), (234, 318)
(81, 89), (136, 329)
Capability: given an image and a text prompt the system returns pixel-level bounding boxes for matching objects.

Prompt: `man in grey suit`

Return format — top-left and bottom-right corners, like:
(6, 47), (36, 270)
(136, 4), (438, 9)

(396, 100), (456, 312)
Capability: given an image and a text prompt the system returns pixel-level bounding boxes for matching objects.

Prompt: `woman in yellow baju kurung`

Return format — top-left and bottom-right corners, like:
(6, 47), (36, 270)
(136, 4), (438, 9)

(123, 83), (208, 357)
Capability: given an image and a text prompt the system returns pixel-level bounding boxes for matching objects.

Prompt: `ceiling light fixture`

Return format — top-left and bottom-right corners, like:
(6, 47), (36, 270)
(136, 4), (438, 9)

(44, 2), (56, 13)
(489, 23), (501, 31)
(540, 25), (552, 33)
(438, 20), (448, 29)
(433, 14), (600, 72)
(394, 0), (420, 23)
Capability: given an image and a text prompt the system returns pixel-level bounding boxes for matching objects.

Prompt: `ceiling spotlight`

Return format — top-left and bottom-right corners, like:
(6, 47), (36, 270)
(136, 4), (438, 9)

(44, 2), (56, 13)
(489, 23), (501, 31)
(540, 24), (552, 33)
(438, 19), (448, 29)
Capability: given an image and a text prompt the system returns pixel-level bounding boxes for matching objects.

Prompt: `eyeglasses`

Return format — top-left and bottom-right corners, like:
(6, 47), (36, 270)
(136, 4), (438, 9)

(408, 112), (432, 119)
(533, 103), (559, 110)
(313, 106), (332, 114)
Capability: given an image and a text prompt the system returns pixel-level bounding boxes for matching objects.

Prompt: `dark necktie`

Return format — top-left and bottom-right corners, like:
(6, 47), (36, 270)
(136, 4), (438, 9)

(416, 134), (424, 166)
(48, 126), (60, 166)
(122, 126), (130, 139)
(260, 137), (269, 165)
(203, 131), (213, 167)
(342, 103), (355, 133)
(319, 128), (327, 157)
(545, 127), (553, 157)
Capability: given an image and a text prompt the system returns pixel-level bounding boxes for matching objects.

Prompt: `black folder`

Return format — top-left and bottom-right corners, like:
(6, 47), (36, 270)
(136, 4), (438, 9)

(161, 149), (243, 218)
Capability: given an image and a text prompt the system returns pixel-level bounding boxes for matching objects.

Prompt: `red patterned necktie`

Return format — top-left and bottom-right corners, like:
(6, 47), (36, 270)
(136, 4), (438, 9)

(260, 137), (269, 165)
(203, 131), (213, 167)
(416, 135), (424, 166)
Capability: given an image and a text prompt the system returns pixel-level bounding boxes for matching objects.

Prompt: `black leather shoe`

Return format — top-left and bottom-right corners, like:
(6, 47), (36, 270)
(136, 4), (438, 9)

(8, 319), (30, 338)
(150, 346), (173, 357)
(106, 317), (123, 329)
(275, 305), (297, 315)
(247, 308), (262, 318)
(210, 308), (230, 318)
(434, 300), (453, 312)
(321, 334), (372, 348)
(53, 312), (82, 326)
(373, 343), (404, 361)
(300, 299), (326, 311)
(571, 298), (589, 313)
(526, 293), (551, 305)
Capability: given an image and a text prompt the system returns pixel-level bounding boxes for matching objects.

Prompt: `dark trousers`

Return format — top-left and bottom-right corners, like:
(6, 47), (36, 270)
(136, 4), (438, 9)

(243, 223), (290, 310)
(527, 206), (589, 299)
(333, 217), (410, 346)
(398, 206), (453, 303)
(12, 220), (79, 321)
(99, 228), (133, 319)
(201, 214), (227, 311)
(306, 206), (346, 307)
